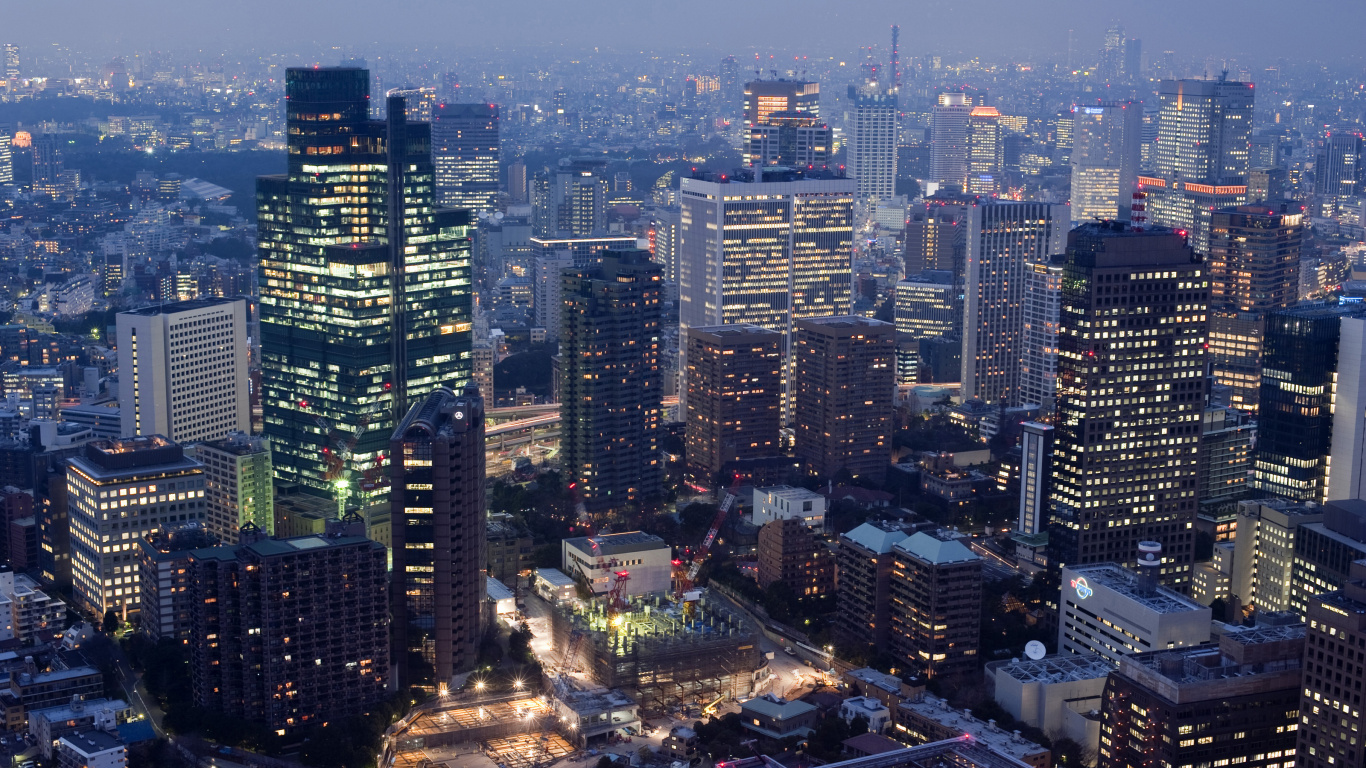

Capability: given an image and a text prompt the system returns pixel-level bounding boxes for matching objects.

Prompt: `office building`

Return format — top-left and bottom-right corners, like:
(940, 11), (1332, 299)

(904, 197), (970, 276)
(1199, 407), (1253, 506)
(188, 526), (389, 733)
(1098, 625), (1303, 768)
(1058, 559), (1211, 667)
(135, 522), (217, 643)
(0, 131), (11, 185)
(486, 513), (532, 588)
(560, 250), (663, 516)
(1048, 225), (1208, 585)
(1207, 206), (1303, 411)
(561, 531), (671, 596)
(1069, 102), (1141, 225)
(390, 386), (486, 691)
(650, 207), (682, 286)
(835, 522), (912, 655)
(531, 251), (575, 343)
(1299, 559), (1366, 768)
(1143, 78), (1254, 254)
(1317, 131), (1362, 199)
(432, 103), (500, 213)
(1290, 499), (1366, 616)
(888, 531), (982, 679)
(533, 161), (611, 237)
(894, 272), (957, 385)
(1018, 423), (1053, 535)
(966, 106), (1004, 195)
(1019, 257), (1065, 411)
(991, 654), (1112, 756)
(2, 44), (16, 79)
(529, 234), (637, 269)
(742, 80), (820, 165)
(747, 113), (833, 168)
(960, 201), (1068, 405)
(1230, 498), (1323, 614)
(187, 433), (272, 544)
(1253, 304), (1366, 503)
(116, 298), (250, 444)
(846, 88), (898, 203)
(756, 517), (834, 600)
(793, 317), (895, 483)
(683, 325), (783, 485)
(258, 67), (474, 499)
(930, 94), (972, 190)
(66, 436), (205, 617)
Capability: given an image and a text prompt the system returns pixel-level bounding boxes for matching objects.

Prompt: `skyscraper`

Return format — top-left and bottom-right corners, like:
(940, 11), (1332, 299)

(965, 106), (1004, 195)
(191, 432), (273, 544)
(1049, 225), (1208, 588)
(1143, 78), (1254, 254)
(1206, 205), (1303, 412)
(742, 80), (819, 165)
(649, 207), (682, 287)
(560, 250), (664, 517)
(117, 298), (251, 444)
(1019, 256), (1065, 411)
(1317, 130), (1363, 199)
(684, 325), (783, 485)
(390, 386), (486, 692)
(793, 317), (895, 483)
(961, 201), (1069, 405)
(747, 112), (833, 168)
(1018, 423), (1053, 536)
(0, 130), (11, 185)
(1, 45), (17, 80)
(894, 272), (958, 385)
(432, 103), (500, 213)
(257, 67), (474, 499)
(846, 87), (898, 204)
(1069, 102), (1142, 225)
(930, 94), (972, 190)
(1253, 304), (1366, 503)
(1299, 560), (1366, 768)
(533, 160), (609, 236)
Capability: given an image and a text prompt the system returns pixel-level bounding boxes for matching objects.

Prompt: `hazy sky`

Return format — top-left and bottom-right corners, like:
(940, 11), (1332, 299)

(5, 0), (1363, 65)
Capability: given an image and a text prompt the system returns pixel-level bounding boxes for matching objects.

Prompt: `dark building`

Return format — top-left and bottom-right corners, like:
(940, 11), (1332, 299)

(834, 522), (914, 656)
(1099, 625), (1303, 768)
(1289, 499), (1366, 616)
(756, 517), (833, 601)
(560, 250), (663, 517)
(432, 103), (500, 213)
(486, 514), (532, 589)
(1300, 559), (1366, 768)
(136, 522), (218, 643)
(188, 523), (389, 733)
(1049, 224), (1208, 589)
(887, 531), (982, 679)
(684, 325), (783, 486)
(257, 66), (474, 499)
(918, 335), (962, 384)
(793, 317), (895, 483)
(390, 386), (487, 692)
(1317, 131), (1363, 199)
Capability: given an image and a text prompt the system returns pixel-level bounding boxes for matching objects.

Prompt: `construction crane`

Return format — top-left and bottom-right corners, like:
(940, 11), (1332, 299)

(606, 569), (631, 630)
(318, 397), (386, 519)
(674, 474), (744, 602)
(554, 628), (586, 683)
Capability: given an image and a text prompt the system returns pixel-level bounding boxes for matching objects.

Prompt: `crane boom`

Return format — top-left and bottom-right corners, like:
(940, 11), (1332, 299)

(685, 476), (743, 582)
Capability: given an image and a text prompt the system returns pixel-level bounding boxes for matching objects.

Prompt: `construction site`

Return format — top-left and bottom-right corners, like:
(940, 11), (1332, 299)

(550, 589), (767, 714)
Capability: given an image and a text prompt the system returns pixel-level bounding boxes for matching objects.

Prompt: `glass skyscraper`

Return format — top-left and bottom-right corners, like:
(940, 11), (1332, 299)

(257, 67), (473, 501)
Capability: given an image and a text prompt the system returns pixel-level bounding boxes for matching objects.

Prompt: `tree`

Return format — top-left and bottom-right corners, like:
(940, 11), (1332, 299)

(102, 609), (119, 634)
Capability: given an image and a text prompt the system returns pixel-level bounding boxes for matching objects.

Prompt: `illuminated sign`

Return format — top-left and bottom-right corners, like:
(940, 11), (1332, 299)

(1071, 576), (1093, 600)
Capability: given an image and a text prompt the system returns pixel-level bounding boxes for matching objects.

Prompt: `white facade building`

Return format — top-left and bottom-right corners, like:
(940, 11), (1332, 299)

(561, 532), (672, 597)
(1058, 563), (1211, 667)
(846, 89), (898, 205)
(752, 486), (826, 532)
(1069, 102), (1141, 225)
(190, 432), (273, 543)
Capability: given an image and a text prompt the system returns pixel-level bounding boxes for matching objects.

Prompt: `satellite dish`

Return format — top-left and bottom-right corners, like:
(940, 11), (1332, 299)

(1024, 641), (1046, 661)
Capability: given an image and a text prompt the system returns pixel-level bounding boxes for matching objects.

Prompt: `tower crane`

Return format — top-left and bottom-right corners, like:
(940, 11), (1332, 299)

(674, 474), (744, 603)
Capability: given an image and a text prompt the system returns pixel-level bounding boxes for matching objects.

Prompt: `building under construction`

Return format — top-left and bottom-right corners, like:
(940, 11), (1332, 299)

(550, 590), (766, 713)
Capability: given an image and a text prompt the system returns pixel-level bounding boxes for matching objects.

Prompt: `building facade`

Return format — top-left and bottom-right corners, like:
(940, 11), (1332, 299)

(432, 103), (500, 213)
(792, 317), (895, 483)
(834, 522), (912, 656)
(190, 432), (272, 543)
(1069, 102), (1141, 225)
(846, 89), (898, 204)
(1058, 562), (1211, 667)
(888, 532), (982, 679)
(1299, 559), (1366, 768)
(683, 325), (783, 485)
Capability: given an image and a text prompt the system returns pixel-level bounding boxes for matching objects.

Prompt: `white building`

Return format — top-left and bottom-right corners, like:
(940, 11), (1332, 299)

(991, 653), (1111, 758)
(930, 94), (971, 189)
(839, 696), (892, 734)
(846, 89), (898, 205)
(1230, 498), (1324, 613)
(532, 252), (575, 343)
(1058, 562), (1211, 667)
(752, 486), (826, 532)
(1069, 102), (1141, 225)
(533, 567), (577, 603)
(561, 532), (672, 597)
(66, 436), (205, 617)
(116, 298), (250, 444)
(190, 432), (273, 543)
(1018, 258), (1064, 412)
(56, 729), (125, 768)
(0, 568), (66, 644)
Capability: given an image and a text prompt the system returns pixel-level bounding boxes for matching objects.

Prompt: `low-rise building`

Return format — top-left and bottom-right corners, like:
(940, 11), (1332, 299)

(0, 567), (66, 644)
(56, 728), (125, 768)
(752, 486), (826, 532)
(739, 694), (819, 740)
(1058, 562), (1211, 667)
(842, 666), (923, 711)
(561, 532), (672, 597)
(839, 696), (892, 734)
(1190, 541), (1233, 606)
(663, 726), (701, 762)
(533, 568), (576, 603)
(552, 688), (638, 745)
(487, 513), (533, 588)
(989, 654), (1111, 758)
(29, 697), (131, 759)
(4, 664), (103, 732)
(895, 694), (1051, 768)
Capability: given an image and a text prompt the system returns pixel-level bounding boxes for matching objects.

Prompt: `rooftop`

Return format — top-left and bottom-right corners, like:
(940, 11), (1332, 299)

(842, 523), (912, 555)
(535, 568), (576, 587)
(1063, 563), (1208, 615)
(897, 696), (1050, 763)
(719, 738), (1037, 768)
(564, 531), (669, 557)
(59, 730), (124, 757)
(119, 297), (241, 317)
(487, 579), (515, 602)
(741, 695), (817, 721)
(994, 653), (1113, 684)
(894, 532), (980, 565)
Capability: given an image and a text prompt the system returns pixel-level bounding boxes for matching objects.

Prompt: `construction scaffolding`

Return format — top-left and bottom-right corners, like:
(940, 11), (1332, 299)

(549, 589), (766, 714)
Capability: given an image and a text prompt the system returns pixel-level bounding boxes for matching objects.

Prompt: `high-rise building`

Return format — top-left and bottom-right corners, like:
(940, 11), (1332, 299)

(1143, 78), (1254, 254)
(961, 201), (1069, 405)
(2, 44), (17, 79)
(191, 432), (273, 544)
(1019, 256), (1065, 411)
(432, 103), (500, 214)
(894, 271), (958, 385)
(756, 517), (834, 600)
(116, 298), (250, 444)
(390, 386), (486, 692)
(1058, 559), (1211, 667)
(650, 207), (682, 286)
(966, 106), (1004, 195)
(747, 112), (833, 168)
(1298, 559), (1366, 768)
(1049, 225), (1208, 587)
(1198, 407), (1253, 508)
(684, 325), (783, 485)
(1317, 130), (1363, 199)
(834, 522), (911, 657)
(533, 161), (609, 236)
(930, 94), (972, 190)
(257, 67), (474, 499)
(1207, 205), (1303, 412)
(793, 317), (895, 483)
(66, 436), (205, 617)
(1230, 498), (1323, 613)
(904, 196), (971, 276)
(507, 160), (527, 204)
(136, 521), (218, 643)
(887, 531), (982, 679)
(1018, 423), (1053, 535)
(532, 251), (575, 342)
(1098, 625), (1303, 768)
(846, 88), (898, 203)
(1069, 102), (1141, 225)
(0, 130), (12, 185)
(1253, 304), (1366, 503)
(742, 80), (820, 164)
(388, 86), (438, 122)
(560, 250), (664, 517)
(188, 523), (389, 733)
